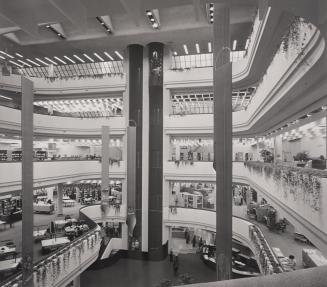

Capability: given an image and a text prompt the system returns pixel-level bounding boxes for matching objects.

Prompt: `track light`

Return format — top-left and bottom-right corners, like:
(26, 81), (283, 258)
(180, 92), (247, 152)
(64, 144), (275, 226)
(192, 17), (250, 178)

(146, 10), (160, 29)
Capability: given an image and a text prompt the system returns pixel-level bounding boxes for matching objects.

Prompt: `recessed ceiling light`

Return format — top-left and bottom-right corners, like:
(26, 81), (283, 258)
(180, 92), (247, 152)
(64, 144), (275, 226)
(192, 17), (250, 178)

(46, 25), (51, 28)
(232, 40), (237, 51)
(152, 22), (159, 29)
(35, 58), (49, 66)
(26, 59), (40, 66)
(146, 10), (152, 16)
(114, 51), (124, 60)
(15, 53), (23, 58)
(63, 56), (76, 64)
(104, 52), (114, 60)
(17, 59), (32, 67)
(173, 51), (178, 56)
(9, 60), (23, 68)
(94, 53), (104, 61)
(183, 44), (189, 55)
(83, 54), (94, 62)
(73, 55), (85, 63)
(44, 57), (58, 65)
(195, 43), (200, 54)
(208, 42), (212, 53)
(54, 56), (67, 65)
(0, 51), (14, 59)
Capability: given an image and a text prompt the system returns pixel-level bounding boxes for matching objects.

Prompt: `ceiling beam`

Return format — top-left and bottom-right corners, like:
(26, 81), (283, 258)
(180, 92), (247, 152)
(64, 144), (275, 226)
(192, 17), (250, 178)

(119, 0), (142, 26)
(193, 0), (206, 22)
(48, 0), (87, 31)
(0, 0), (39, 37)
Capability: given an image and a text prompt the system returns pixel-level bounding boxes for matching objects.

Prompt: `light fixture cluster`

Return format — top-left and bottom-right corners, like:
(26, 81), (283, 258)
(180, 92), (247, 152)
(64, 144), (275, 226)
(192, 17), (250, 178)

(173, 42), (212, 56)
(146, 10), (160, 29)
(264, 106), (327, 138)
(34, 97), (123, 118)
(96, 16), (112, 34)
(0, 50), (124, 69)
(208, 3), (214, 24)
(46, 25), (66, 39)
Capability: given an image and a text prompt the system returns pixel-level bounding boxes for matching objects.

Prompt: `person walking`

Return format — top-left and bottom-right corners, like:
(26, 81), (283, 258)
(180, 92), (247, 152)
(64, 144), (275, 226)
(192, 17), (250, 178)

(170, 249), (174, 262)
(192, 236), (196, 248)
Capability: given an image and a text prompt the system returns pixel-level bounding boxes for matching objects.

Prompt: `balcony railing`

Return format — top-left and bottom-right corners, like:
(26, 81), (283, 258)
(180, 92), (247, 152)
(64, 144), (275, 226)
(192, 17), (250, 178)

(2, 206), (101, 287)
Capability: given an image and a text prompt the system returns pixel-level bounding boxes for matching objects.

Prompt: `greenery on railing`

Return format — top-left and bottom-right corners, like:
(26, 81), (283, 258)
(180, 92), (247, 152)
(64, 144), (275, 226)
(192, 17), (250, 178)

(244, 161), (324, 211)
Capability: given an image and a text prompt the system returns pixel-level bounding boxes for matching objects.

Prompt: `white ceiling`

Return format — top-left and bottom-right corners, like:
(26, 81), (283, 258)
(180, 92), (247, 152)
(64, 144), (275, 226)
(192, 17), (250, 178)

(0, 0), (257, 59)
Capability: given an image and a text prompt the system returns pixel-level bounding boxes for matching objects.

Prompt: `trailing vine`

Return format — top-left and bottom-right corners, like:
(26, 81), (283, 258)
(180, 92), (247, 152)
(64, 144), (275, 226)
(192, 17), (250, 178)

(245, 161), (323, 211)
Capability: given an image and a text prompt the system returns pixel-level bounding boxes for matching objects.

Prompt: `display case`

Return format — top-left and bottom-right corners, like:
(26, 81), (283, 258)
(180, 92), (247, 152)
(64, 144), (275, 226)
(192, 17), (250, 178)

(11, 151), (22, 161)
(181, 192), (203, 209)
(35, 150), (48, 161)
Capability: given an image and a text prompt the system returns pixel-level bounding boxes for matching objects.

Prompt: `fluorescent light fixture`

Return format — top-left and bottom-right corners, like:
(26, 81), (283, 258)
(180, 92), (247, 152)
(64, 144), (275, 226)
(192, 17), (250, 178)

(83, 53), (94, 62)
(114, 51), (124, 60)
(44, 57), (57, 65)
(183, 44), (189, 55)
(232, 40), (237, 51)
(195, 43), (200, 54)
(73, 55), (85, 63)
(0, 55), (5, 60)
(94, 53), (104, 61)
(245, 39), (250, 50)
(104, 52), (114, 60)
(0, 95), (12, 100)
(63, 56), (75, 64)
(15, 53), (23, 58)
(17, 59), (32, 67)
(0, 51), (14, 59)
(35, 58), (49, 66)
(173, 51), (178, 56)
(54, 56), (67, 64)
(9, 60), (22, 68)
(26, 59), (40, 66)
(208, 42), (212, 53)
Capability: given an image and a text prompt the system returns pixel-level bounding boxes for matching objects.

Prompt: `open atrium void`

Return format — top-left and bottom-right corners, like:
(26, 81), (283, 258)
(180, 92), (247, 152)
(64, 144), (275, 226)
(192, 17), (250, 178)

(0, 0), (327, 286)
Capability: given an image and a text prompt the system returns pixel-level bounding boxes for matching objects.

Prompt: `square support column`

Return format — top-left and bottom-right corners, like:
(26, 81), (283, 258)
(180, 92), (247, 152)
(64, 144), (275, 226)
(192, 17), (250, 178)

(101, 126), (110, 202)
(21, 76), (34, 286)
(213, 1), (232, 281)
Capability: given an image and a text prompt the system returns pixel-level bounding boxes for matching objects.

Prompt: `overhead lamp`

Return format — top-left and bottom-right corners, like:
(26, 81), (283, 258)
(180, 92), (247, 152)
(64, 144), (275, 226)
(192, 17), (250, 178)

(44, 57), (58, 65)
(208, 3), (214, 23)
(95, 16), (112, 34)
(208, 42), (212, 53)
(73, 55), (85, 63)
(94, 53), (104, 61)
(26, 59), (40, 66)
(195, 43), (200, 54)
(104, 52), (114, 60)
(0, 95), (12, 100)
(54, 56), (67, 65)
(0, 51), (14, 59)
(83, 53), (94, 62)
(232, 40), (237, 51)
(15, 53), (23, 58)
(35, 58), (49, 66)
(63, 56), (75, 64)
(145, 9), (160, 29)
(173, 51), (178, 56)
(114, 51), (124, 60)
(183, 44), (189, 55)
(17, 59), (32, 67)
(9, 60), (23, 68)
(46, 24), (66, 39)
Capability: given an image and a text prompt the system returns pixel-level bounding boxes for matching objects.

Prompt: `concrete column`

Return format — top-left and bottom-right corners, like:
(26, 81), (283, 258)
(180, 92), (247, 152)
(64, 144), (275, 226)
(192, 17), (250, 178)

(101, 126), (110, 203)
(57, 183), (63, 216)
(213, 1), (232, 281)
(21, 76), (34, 287)
(73, 275), (80, 287)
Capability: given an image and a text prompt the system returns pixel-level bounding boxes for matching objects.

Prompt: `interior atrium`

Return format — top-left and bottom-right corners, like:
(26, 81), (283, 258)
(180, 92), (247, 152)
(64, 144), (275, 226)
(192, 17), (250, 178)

(0, 0), (327, 286)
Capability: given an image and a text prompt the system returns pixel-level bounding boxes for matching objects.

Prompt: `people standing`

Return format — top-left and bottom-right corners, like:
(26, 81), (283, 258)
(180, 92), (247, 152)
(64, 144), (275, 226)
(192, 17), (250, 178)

(170, 249), (174, 262)
(173, 255), (179, 275)
(186, 233), (190, 244)
(192, 236), (196, 248)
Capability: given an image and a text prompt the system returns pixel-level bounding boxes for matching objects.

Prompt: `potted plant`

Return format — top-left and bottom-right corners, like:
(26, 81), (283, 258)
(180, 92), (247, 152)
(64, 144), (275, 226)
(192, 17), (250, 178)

(260, 149), (274, 163)
(293, 151), (309, 167)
